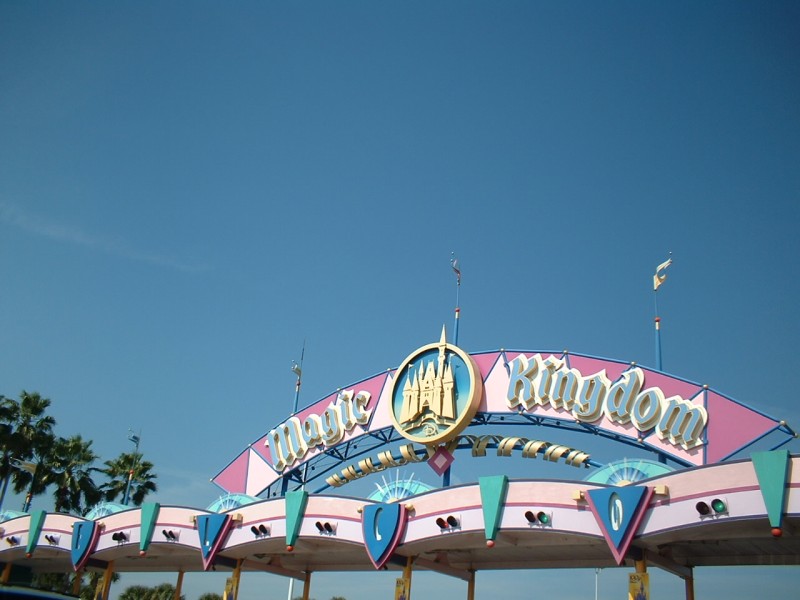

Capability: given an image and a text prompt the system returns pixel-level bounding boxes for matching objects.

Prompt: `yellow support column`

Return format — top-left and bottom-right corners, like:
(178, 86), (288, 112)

(466, 570), (475, 600)
(174, 571), (184, 600)
(629, 552), (648, 600)
(230, 559), (242, 600)
(635, 550), (647, 574)
(684, 569), (695, 600)
(302, 571), (312, 600)
(403, 556), (415, 600)
(94, 561), (115, 600)
(1, 562), (12, 584)
(72, 571), (83, 596)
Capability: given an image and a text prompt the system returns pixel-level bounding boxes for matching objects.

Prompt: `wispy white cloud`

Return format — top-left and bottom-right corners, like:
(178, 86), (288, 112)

(0, 201), (207, 273)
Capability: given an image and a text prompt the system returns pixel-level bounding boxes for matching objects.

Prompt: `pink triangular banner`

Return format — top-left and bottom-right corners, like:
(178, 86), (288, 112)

(212, 450), (249, 495)
(246, 449), (278, 496)
(705, 391), (779, 463)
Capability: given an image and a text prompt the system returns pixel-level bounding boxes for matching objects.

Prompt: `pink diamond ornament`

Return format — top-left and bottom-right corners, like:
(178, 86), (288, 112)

(428, 446), (454, 476)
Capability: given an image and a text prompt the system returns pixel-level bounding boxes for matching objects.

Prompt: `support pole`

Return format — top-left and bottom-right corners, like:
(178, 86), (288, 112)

(301, 571), (312, 600)
(72, 571), (83, 596)
(122, 431), (141, 506)
(450, 252), (461, 347)
(684, 569), (695, 600)
(230, 560), (242, 600)
(94, 561), (115, 600)
(466, 570), (475, 600)
(652, 253), (672, 372)
(403, 556), (415, 600)
(174, 571), (184, 600)
(635, 552), (647, 573)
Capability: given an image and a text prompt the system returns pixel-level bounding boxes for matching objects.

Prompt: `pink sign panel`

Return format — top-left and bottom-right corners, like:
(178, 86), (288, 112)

(213, 348), (787, 495)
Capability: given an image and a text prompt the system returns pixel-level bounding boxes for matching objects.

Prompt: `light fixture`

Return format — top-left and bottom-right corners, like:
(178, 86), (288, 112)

(696, 497), (728, 517)
(524, 510), (552, 526)
(111, 531), (129, 543)
(250, 524), (270, 538)
(314, 521), (337, 535)
(436, 515), (460, 531)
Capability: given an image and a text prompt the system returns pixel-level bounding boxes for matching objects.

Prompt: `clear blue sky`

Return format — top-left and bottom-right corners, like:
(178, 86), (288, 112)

(1, 1), (799, 598)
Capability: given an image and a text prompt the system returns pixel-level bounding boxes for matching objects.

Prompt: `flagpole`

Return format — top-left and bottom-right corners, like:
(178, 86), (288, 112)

(652, 253), (672, 372)
(291, 341), (305, 414)
(654, 290), (662, 371)
(451, 253), (461, 346)
(287, 342), (305, 600)
(444, 254), (462, 489)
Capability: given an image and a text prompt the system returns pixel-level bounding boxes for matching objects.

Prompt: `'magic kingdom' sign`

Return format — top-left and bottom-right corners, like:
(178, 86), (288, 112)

(213, 333), (786, 497)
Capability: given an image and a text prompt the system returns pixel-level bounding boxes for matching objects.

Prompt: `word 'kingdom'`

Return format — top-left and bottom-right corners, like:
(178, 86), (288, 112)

(506, 354), (707, 449)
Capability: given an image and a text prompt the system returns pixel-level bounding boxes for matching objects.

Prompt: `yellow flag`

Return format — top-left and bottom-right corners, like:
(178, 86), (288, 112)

(653, 257), (672, 291)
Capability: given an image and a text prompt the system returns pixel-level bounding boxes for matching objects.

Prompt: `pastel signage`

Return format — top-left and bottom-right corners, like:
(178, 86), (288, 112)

(266, 389), (372, 471)
(506, 354), (708, 450)
(214, 339), (790, 497)
(388, 329), (483, 445)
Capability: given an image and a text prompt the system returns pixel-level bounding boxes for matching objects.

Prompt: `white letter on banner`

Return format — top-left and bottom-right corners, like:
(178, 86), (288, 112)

(603, 369), (644, 424)
(507, 355), (538, 409)
(572, 371), (610, 422)
(630, 388), (664, 431)
(656, 396), (707, 449)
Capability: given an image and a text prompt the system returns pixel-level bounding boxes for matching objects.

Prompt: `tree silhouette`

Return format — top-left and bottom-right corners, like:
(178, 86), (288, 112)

(119, 583), (184, 600)
(100, 451), (157, 505)
(46, 434), (101, 514)
(0, 391), (56, 509)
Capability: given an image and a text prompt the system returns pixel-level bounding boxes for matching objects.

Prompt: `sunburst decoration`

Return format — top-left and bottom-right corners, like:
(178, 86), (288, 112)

(367, 471), (434, 503)
(84, 502), (129, 520)
(206, 493), (260, 513)
(583, 458), (675, 486)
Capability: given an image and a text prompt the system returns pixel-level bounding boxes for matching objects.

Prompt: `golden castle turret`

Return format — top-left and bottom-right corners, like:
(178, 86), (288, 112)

(399, 328), (456, 427)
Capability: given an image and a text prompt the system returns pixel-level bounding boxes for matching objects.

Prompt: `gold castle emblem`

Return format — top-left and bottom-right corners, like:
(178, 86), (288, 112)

(399, 329), (456, 429)
(389, 327), (483, 445)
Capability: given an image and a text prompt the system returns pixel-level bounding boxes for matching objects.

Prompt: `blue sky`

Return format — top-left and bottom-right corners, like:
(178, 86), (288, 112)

(1, 1), (799, 598)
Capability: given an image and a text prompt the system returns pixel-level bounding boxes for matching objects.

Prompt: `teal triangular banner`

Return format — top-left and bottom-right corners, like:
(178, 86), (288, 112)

(139, 502), (160, 553)
(71, 521), (99, 571)
(26, 510), (47, 556)
(196, 513), (232, 570)
(752, 450), (790, 528)
(285, 490), (308, 547)
(479, 475), (508, 541)
(586, 486), (653, 564)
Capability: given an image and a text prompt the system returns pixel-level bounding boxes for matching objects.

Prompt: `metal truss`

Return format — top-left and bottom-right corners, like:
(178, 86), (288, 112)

(259, 411), (703, 498)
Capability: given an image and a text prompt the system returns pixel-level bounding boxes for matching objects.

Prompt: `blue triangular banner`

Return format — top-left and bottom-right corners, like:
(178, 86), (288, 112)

(362, 503), (407, 570)
(71, 521), (99, 571)
(586, 486), (653, 565)
(196, 513), (232, 571)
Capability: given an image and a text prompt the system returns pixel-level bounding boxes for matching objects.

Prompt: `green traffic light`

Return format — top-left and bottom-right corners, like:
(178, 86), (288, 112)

(537, 511), (550, 525)
(711, 498), (727, 513)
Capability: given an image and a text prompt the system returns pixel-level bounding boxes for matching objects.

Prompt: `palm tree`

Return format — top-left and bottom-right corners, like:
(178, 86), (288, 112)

(0, 394), (16, 509)
(119, 583), (184, 600)
(46, 435), (101, 514)
(100, 451), (157, 506)
(0, 391), (57, 510)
